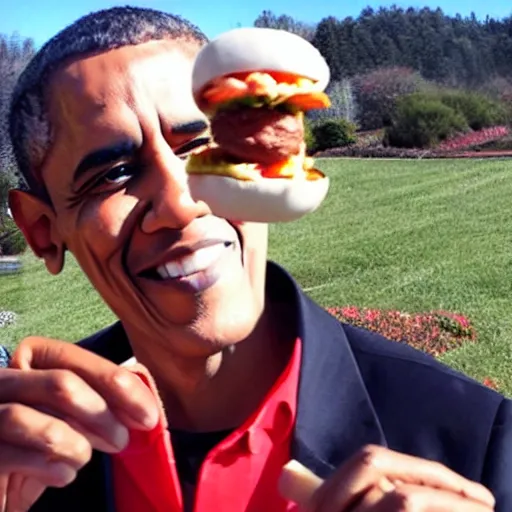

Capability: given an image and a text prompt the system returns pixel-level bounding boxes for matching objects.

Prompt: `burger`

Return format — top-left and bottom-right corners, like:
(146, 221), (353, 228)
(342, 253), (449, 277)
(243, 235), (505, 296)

(185, 27), (332, 223)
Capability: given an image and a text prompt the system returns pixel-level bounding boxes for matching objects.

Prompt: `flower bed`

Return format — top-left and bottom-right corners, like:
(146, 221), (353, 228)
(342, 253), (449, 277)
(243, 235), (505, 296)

(327, 306), (475, 357)
(437, 126), (510, 152)
(315, 146), (435, 159)
(326, 305), (499, 389)
(314, 125), (512, 159)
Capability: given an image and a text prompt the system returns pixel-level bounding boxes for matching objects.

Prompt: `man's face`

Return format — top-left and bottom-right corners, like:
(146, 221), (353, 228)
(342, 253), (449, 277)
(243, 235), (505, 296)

(27, 39), (269, 356)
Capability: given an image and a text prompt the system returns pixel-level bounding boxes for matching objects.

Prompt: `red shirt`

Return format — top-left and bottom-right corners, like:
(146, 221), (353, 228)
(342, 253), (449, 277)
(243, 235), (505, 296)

(111, 338), (302, 512)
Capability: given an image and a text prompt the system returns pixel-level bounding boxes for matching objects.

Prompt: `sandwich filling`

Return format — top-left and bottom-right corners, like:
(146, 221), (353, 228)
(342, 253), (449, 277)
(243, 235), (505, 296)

(187, 71), (330, 181)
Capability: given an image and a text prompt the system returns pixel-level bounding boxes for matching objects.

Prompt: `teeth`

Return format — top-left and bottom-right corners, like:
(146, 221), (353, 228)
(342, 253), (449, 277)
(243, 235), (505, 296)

(156, 244), (227, 279)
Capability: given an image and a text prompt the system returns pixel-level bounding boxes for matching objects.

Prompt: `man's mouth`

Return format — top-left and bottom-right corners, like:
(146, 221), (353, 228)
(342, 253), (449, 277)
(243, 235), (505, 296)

(138, 241), (235, 282)
(156, 241), (232, 280)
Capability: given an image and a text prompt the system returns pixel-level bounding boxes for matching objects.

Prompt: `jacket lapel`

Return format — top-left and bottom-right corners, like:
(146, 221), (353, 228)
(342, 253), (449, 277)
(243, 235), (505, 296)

(265, 263), (388, 478)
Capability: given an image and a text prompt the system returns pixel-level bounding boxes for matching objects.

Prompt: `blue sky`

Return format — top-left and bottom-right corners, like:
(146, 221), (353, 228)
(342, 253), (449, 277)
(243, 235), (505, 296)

(2, 0), (511, 48)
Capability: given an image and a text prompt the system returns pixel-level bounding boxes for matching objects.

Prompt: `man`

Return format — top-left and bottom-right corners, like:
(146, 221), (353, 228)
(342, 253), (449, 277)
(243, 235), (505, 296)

(0, 6), (509, 512)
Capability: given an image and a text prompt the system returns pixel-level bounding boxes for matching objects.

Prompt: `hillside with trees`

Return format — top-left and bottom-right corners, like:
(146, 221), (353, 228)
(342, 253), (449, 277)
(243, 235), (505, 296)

(255, 7), (512, 156)
(255, 7), (512, 88)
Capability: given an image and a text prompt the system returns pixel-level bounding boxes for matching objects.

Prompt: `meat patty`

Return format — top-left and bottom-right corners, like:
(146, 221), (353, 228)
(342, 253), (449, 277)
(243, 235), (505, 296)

(211, 107), (304, 165)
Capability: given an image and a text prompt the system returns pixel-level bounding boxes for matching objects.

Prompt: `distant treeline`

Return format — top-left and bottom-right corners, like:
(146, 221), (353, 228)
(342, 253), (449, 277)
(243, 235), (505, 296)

(255, 6), (512, 88)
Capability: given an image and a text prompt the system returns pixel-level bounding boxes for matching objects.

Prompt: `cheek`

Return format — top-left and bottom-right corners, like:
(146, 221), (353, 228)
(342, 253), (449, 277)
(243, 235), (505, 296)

(68, 194), (138, 257)
(238, 222), (268, 277)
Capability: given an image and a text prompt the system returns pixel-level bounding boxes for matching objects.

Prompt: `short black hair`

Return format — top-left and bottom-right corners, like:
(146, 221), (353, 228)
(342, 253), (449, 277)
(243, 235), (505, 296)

(9, 6), (207, 194)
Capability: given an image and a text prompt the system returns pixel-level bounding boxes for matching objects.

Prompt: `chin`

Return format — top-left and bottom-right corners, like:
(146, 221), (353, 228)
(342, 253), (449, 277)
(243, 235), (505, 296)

(195, 275), (266, 349)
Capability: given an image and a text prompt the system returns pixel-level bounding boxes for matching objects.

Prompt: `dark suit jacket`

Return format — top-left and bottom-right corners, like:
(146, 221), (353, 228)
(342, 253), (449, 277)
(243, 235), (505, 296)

(31, 262), (512, 511)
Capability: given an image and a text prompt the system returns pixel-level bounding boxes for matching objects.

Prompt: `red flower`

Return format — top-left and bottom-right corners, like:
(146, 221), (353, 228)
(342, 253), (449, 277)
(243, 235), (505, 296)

(483, 377), (499, 390)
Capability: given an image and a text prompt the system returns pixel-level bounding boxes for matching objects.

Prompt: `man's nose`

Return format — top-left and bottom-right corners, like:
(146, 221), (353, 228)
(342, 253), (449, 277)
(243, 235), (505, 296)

(140, 148), (210, 233)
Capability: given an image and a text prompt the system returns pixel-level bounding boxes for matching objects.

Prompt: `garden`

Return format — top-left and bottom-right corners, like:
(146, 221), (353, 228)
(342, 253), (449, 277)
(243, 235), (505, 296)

(1, 158), (511, 394)
(306, 67), (512, 160)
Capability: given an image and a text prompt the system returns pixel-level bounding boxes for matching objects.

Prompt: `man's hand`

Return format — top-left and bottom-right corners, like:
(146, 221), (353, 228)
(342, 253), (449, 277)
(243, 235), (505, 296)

(279, 445), (495, 511)
(0, 336), (160, 512)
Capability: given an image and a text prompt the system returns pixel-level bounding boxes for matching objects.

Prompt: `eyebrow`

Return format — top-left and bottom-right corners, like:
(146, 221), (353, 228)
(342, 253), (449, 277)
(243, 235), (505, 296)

(172, 120), (208, 135)
(73, 140), (138, 184)
(72, 121), (208, 184)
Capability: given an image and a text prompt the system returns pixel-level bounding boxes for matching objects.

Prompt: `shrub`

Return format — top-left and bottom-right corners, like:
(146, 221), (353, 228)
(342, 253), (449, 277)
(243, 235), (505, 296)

(303, 117), (317, 154)
(312, 118), (356, 151)
(386, 93), (467, 148)
(352, 67), (428, 131)
(0, 216), (27, 256)
(479, 77), (512, 126)
(438, 90), (506, 131)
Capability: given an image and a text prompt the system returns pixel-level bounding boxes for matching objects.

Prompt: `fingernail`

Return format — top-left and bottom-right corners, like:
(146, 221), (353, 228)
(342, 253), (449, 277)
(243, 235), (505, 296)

(378, 477), (396, 493)
(113, 371), (159, 428)
(139, 407), (159, 429)
(48, 463), (76, 487)
(111, 424), (130, 451)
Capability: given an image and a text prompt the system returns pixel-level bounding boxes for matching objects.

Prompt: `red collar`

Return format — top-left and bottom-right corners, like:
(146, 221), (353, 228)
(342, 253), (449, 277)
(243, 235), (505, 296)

(112, 338), (302, 512)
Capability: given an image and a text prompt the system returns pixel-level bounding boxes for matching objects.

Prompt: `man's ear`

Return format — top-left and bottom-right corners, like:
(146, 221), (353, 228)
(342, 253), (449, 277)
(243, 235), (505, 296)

(8, 189), (65, 275)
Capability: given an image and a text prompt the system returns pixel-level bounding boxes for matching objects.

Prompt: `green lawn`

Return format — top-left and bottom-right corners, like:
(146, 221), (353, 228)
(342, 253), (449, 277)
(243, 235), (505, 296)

(2, 158), (512, 394)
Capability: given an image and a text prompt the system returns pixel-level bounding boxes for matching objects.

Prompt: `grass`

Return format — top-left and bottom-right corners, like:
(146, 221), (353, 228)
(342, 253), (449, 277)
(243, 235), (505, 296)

(2, 158), (512, 394)
(0, 254), (116, 346)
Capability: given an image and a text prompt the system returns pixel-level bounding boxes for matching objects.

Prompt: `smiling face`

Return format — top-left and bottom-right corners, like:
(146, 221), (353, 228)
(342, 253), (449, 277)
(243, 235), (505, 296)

(11, 39), (270, 358)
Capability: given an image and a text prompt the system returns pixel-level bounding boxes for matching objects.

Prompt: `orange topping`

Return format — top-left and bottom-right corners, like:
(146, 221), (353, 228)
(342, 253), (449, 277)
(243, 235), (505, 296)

(305, 168), (325, 181)
(259, 160), (295, 179)
(202, 76), (249, 103)
(285, 92), (331, 110)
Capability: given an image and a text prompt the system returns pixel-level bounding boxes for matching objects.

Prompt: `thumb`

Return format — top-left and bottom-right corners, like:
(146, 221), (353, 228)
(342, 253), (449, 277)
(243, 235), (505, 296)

(279, 460), (324, 510)
(10, 336), (73, 371)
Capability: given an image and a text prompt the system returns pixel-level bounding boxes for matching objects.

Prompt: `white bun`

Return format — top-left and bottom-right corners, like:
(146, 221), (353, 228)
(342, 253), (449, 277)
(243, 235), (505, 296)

(187, 173), (330, 223)
(192, 27), (330, 100)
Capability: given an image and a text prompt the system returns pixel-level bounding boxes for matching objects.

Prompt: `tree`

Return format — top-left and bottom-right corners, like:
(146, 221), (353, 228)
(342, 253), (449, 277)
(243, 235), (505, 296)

(352, 66), (428, 130)
(307, 79), (358, 124)
(312, 17), (343, 80)
(0, 170), (15, 227)
(254, 10), (316, 41)
(0, 33), (35, 192)
(0, 32), (35, 220)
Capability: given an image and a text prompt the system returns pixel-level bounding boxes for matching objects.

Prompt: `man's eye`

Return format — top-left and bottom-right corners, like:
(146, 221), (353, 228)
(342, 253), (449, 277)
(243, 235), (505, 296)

(175, 136), (211, 159)
(103, 164), (136, 184)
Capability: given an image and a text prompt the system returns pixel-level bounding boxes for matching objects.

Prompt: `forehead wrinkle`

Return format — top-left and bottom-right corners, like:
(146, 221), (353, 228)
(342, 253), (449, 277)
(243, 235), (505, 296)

(124, 46), (206, 127)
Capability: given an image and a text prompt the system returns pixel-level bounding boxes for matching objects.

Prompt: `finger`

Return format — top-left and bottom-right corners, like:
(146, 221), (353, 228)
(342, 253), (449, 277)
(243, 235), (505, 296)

(279, 460), (324, 509)
(351, 483), (494, 512)
(345, 479), (396, 511)
(0, 404), (92, 469)
(279, 460), (395, 512)
(0, 370), (129, 453)
(0, 443), (76, 488)
(6, 475), (46, 512)
(11, 337), (159, 430)
(0, 475), (7, 512)
(341, 446), (494, 507)
(310, 459), (395, 512)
